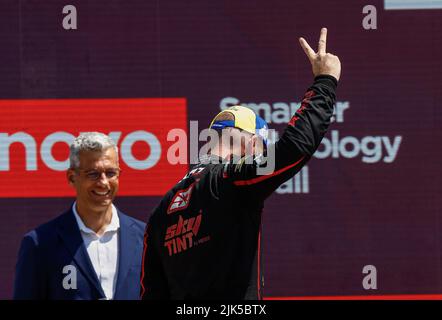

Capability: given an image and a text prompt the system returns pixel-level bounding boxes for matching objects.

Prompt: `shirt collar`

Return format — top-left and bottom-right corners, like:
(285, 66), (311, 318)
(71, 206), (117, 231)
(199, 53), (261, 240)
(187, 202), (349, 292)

(72, 201), (120, 235)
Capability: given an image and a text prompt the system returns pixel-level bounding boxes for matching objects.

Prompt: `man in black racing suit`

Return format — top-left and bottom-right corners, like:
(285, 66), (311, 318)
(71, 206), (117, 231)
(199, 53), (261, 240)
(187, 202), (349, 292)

(141, 28), (341, 300)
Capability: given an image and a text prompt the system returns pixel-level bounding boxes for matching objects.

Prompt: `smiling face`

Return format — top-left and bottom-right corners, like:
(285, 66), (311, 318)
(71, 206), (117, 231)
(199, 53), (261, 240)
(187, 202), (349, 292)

(67, 147), (120, 214)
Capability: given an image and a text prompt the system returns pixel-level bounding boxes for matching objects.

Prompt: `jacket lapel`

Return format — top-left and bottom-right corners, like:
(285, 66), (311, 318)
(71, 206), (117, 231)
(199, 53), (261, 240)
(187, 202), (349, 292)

(114, 211), (138, 296)
(56, 208), (106, 298)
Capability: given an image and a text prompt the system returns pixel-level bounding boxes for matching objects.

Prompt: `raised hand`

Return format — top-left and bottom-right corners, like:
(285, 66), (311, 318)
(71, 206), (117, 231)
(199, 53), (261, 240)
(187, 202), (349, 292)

(299, 28), (341, 81)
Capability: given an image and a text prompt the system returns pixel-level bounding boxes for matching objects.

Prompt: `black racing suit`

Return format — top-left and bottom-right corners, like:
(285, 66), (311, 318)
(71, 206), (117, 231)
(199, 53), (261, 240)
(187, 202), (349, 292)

(140, 75), (338, 299)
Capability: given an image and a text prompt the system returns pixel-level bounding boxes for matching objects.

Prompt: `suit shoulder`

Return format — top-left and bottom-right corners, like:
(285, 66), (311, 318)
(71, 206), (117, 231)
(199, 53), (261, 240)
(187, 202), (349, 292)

(131, 217), (146, 232)
(118, 212), (146, 232)
(22, 210), (72, 245)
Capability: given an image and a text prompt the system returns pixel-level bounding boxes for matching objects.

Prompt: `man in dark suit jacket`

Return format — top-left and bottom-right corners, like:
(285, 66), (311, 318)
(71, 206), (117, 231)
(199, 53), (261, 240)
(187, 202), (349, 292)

(13, 132), (146, 300)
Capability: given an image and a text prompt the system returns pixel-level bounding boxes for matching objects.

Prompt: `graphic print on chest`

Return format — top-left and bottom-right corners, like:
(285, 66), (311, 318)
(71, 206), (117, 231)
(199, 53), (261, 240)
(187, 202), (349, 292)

(167, 182), (195, 214)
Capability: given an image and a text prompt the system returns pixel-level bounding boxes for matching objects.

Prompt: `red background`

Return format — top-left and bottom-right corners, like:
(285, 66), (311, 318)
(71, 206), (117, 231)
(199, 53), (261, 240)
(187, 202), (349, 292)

(0, 98), (188, 197)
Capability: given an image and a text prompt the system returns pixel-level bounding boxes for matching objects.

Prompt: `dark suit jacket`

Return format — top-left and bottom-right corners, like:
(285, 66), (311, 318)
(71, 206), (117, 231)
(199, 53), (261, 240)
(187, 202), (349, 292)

(13, 207), (146, 300)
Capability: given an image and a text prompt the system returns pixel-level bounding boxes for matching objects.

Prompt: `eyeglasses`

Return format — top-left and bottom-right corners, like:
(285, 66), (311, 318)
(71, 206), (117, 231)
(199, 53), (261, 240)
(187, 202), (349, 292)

(75, 168), (121, 181)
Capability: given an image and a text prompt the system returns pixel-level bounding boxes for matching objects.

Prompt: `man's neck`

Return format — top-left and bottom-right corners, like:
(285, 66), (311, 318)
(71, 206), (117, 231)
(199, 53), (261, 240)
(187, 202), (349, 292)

(210, 145), (241, 161)
(75, 202), (113, 236)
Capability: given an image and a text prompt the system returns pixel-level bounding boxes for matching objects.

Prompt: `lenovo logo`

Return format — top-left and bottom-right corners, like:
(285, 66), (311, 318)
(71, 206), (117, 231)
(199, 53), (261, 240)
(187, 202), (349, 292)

(0, 130), (162, 172)
(0, 98), (187, 197)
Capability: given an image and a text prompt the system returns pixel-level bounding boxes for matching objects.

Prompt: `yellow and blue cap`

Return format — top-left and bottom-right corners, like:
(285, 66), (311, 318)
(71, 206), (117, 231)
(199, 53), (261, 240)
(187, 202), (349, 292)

(209, 105), (269, 145)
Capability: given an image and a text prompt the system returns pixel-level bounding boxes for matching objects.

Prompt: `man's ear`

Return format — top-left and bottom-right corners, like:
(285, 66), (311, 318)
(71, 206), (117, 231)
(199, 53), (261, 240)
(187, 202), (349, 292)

(66, 169), (76, 186)
(252, 135), (264, 156)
